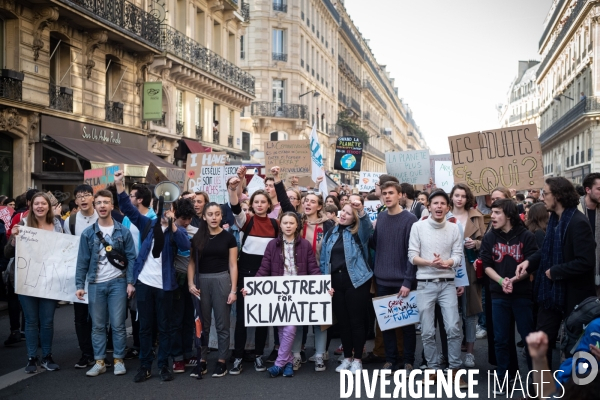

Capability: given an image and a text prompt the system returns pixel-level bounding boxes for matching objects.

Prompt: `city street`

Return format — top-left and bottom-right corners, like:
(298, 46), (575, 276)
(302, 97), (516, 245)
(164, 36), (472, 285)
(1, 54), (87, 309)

(0, 304), (553, 400)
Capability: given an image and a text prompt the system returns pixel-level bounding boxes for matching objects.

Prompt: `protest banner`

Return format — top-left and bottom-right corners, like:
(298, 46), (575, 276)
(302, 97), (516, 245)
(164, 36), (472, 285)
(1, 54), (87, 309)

(246, 174), (265, 196)
(334, 136), (363, 172)
(435, 161), (454, 193)
(166, 167), (185, 190)
(372, 291), (420, 331)
(145, 162), (169, 184)
(15, 226), (87, 303)
(185, 152), (232, 203)
(243, 275), (332, 327)
(454, 259), (470, 287)
(264, 140), (311, 180)
(364, 200), (380, 225)
(385, 150), (430, 184)
(448, 124), (543, 194)
(84, 164), (123, 193)
(0, 205), (14, 226)
(429, 153), (452, 179)
(358, 172), (384, 192)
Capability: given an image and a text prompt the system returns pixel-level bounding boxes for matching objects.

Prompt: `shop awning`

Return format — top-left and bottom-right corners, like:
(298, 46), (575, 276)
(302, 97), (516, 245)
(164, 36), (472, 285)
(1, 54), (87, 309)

(177, 139), (247, 159)
(48, 135), (178, 177)
(181, 139), (212, 154)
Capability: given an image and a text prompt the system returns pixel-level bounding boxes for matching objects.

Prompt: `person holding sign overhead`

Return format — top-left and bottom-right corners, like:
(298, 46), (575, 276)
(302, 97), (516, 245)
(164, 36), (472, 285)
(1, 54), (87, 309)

(320, 195), (373, 374)
(5, 192), (63, 374)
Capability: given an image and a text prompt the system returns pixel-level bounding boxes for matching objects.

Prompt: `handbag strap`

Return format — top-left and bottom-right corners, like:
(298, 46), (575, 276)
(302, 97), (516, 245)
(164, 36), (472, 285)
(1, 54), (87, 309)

(95, 230), (112, 251)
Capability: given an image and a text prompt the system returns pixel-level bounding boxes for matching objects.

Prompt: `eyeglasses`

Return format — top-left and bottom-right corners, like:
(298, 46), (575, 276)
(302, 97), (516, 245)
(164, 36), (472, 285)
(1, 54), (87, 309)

(94, 201), (112, 206)
(76, 193), (93, 200)
(288, 197), (298, 201)
(129, 194), (137, 198)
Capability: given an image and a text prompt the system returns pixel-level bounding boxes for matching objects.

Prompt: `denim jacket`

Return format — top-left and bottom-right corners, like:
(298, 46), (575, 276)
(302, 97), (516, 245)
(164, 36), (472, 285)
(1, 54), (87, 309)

(320, 213), (373, 288)
(118, 191), (191, 291)
(75, 220), (137, 290)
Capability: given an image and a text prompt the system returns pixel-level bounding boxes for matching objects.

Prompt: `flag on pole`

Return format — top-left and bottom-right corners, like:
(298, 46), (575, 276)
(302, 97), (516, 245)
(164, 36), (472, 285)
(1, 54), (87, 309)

(309, 123), (328, 194)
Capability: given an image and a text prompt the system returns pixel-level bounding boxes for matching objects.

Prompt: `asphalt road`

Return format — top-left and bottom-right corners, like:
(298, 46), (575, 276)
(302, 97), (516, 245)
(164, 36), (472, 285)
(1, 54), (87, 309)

(0, 304), (555, 400)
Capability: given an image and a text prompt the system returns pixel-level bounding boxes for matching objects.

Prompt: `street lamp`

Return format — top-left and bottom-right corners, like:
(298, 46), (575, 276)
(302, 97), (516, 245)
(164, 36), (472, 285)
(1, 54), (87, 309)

(299, 90), (321, 99)
(554, 94), (574, 102)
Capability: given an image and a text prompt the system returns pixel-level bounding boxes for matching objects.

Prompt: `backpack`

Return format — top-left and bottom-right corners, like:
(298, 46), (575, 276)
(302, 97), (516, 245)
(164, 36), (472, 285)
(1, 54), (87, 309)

(560, 296), (600, 356)
(69, 213), (76, 235)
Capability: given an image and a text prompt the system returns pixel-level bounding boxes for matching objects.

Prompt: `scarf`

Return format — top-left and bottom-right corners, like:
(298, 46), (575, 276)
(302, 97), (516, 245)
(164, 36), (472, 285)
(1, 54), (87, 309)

(578, 196), (600, 285)
(535, 207), (576, 311)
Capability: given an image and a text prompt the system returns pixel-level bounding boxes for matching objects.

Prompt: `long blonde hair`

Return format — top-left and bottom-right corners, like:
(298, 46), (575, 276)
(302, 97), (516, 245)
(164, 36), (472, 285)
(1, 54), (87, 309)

(27, 193), (54, 228)
(342, 204), (360, 235)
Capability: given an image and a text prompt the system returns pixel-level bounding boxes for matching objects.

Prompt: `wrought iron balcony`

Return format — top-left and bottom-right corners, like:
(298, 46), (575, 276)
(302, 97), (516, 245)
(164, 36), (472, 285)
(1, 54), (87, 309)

(272, 52), (288, 62)
(0, 70), (23, 101)
(161, 25), (255, 95)
(176, 121), (184, 135)
(241, 1), (250, 22)
(273, 2), (287, 12)
(228, 135), (234, 147)
(195, 125), (203, 139)
(351, 99), (361, 114)
(213, 131), (220, 144)
(64, 0), (161, 49)
(363, 79), (387, 110)
(540, 97), (600, 144)
(49, 83), (73, 113)
(251, 102), (308, 119)
(105, 101), (124, 124)
(154, 112), (167, 127)
(365, 143), (385, 160)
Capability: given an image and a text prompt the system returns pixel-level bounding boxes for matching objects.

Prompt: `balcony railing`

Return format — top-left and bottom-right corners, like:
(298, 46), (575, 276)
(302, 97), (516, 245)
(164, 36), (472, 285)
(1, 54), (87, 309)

(228, 135), (234, 147)
(365, 143), (384, 160)
(241, 1), (250, 22)
(154, 112), (167, 127)
(176, 121), (184, 135)
(105, 101), (124, 124)
(195, 125), (203, 139)
(49, 83), (73, 113)
(251, 102), (308, 119)
(213, 131), (220, 144)
(363, 79), (387, 110)
(0, 70), (23, 101)
(272, 52), (288, 62)
(351, 99), (361, 114)
(540, 97), (600, 144)
(65, 0), (161, 49)
(273, 2), (287, 12)
(161, 25), (255, 95)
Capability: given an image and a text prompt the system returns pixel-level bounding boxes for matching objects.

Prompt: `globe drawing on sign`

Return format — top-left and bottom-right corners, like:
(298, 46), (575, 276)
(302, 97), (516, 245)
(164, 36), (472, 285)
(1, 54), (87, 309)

(341, 154), (357, 170)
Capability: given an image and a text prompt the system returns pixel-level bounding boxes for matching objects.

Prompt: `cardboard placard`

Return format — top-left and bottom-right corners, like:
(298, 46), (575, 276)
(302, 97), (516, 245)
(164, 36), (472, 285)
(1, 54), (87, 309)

(372, 291), (420, 331)
(185, 152), (231, 204)
(145, 162), (169, 185)
(166, 167), (185, 190)
(385, 150), (430, 184)
(358, 172), (385, 192)
(434, 161), (454, 193)
(15, 226), (87, 303)
(246, 174), (265, 196)
(364, 200), (380, 225)
(454, 258), (470, 287)
(429, 154), (452, 180)
(264, 140), (311, 179)
(84, 164), (123, 194)
(243, 275), (332, 327)
(334, 136), (363, 172)
(0, 206), (14, 226)
(448, 124), (543, 194)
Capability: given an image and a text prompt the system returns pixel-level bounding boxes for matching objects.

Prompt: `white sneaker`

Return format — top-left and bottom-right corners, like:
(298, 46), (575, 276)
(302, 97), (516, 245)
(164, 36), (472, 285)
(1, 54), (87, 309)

(476, 326), (487, 339)
(86, 361), (107, 377)
(309, 352), (329, 362)
(292, 356), (302, 371)
(114, 360), (126, 375)
(314, 356), (326, 372)
(464, 353), (475, 368)
(336, 358), (352, 373)
(349, 360), (362, 373)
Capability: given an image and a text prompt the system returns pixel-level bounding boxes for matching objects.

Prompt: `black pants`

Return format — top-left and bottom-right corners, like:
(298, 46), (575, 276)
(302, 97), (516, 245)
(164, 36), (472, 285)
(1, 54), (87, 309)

(332, 270), (370, 360)
(234, 268), (267, 358)
(74, 302), (94, 357)
(6, 282), (21, 332)
(536, 307), (563, 369)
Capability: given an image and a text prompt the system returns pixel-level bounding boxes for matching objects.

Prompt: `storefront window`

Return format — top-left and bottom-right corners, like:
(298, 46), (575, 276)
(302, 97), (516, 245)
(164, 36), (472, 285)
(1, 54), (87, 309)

(0, 133), (13, 197)
(42, 146), (80, 172)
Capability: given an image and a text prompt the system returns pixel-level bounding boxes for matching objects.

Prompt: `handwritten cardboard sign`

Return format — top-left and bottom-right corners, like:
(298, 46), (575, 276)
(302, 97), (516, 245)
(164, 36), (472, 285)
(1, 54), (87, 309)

(243, 275), (332, 326)
(385, 150), (430, 184)
(358, 172), (385, 192)
(448, 124), (543, 194)
(264, 140), (311, 179)
(454, 259), (470, 287)
(334, 136), (363, 172)
(435, 161), (454, 193)
(364, 200), (380, 225)
(246, 174), (265, 196)
(185, 152), (233, 203)
(15, 226), (87, 303)
(145, 162), (169, 185)
(372, 291), (420, 330)
(166, 167), (185, 190)
(84, 165), (123, 194)
(0, 206), (14, 226)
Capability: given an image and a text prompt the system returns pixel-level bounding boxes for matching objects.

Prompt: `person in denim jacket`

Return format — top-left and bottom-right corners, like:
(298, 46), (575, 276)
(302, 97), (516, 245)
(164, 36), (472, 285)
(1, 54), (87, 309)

(75, 189), (136, 378)
(320, 195), (373, 374)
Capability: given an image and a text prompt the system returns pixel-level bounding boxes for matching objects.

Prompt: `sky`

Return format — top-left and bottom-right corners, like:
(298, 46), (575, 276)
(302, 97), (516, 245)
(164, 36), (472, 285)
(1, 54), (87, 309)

(343, 0), (554, 154)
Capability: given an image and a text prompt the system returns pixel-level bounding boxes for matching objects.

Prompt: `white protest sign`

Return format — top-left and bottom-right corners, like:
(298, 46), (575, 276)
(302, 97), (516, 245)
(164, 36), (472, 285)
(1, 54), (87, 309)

(454, 259), (470, 287)
(385, 150), (430, 184)
(358, 172), (384, 192)
(243, 275), (332, 327)
(246, 174), (265, 196)
(186, 153), (234, 204)
(435, 160), (454, 193)
(15, 226), (87, 303)
(364, 200), (380, 225)
(372, 291), (420, 330)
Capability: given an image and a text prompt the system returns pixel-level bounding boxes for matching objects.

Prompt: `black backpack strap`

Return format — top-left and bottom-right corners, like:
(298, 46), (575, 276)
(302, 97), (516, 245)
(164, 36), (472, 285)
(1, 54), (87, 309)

(269, 218), (279, 237)
(141, 220), (153, 243)
(239, 216), (255, 251)
(69, 213), (76, 236)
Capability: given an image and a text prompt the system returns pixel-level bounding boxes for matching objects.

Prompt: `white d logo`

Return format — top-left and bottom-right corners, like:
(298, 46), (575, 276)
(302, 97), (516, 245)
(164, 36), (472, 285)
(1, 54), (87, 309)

(572, 351), (599, 386)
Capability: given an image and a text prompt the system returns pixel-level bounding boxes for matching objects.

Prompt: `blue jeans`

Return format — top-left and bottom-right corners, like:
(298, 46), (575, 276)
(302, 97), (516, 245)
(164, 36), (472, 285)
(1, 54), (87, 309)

(136, 282), (173, 369)
(377, 284), (417, 366)
(170, 283), (194, 361)
(88, 277), (128, 360)
(492, 297), (533, 378)
(18, 295), (57, 358)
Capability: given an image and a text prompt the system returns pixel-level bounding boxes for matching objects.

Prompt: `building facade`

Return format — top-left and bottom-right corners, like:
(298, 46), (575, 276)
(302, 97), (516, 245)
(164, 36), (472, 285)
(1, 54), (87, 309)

(0, 0), (253, 198)
(240, 0), (428, 186)
(536, 0), (599, 184)
(498, 60), (542, 130)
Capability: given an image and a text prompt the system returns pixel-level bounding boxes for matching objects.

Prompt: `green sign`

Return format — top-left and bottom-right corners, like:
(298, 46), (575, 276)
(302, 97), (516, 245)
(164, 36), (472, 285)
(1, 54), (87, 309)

(142, 82), (163, 121)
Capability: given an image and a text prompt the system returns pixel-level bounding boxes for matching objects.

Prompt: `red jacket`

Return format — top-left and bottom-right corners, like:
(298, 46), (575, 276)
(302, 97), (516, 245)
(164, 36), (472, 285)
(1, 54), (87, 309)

(256, 236), (321, 277)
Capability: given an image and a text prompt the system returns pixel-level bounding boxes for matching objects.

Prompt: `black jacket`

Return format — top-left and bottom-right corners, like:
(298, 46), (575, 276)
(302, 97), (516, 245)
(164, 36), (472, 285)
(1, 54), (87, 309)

(480, 225), (538, 299)
(526, 210), (596, 314)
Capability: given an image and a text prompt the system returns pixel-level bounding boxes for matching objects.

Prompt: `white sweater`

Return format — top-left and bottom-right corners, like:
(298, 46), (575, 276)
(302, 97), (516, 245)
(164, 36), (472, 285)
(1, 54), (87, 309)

(408, 217), (463, 280)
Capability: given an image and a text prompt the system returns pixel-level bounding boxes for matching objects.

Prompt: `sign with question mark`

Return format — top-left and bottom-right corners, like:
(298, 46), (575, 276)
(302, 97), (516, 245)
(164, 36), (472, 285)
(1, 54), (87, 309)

(447, 123), (544, 194)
